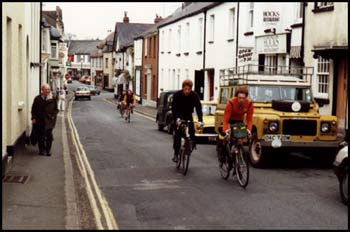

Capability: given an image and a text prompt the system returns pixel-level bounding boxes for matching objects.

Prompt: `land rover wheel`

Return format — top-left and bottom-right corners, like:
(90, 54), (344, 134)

(248, 134), (270, 168)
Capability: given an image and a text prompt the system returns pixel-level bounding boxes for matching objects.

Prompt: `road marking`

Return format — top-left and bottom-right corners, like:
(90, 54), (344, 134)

(61, 112), (80, 229)
(67, 98), (119, 229)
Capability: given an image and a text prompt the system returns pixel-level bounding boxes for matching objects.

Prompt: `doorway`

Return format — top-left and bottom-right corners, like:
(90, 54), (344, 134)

(195, 70), (204, 100)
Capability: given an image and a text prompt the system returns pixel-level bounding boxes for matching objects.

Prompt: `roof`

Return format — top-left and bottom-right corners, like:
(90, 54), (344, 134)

(115, 23), (153, 50)
(42, 11), (57, 28)
(68, 40), (102, 55)
(157, 2), (221, 29)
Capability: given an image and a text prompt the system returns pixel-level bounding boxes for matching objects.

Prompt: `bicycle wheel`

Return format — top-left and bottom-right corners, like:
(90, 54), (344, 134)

(219, 144), (231, 180)
(182, 150), (190, 176)
(127, 110), (131, 123)
(176, 148), (183, 170)
(235, 145), (249, 188)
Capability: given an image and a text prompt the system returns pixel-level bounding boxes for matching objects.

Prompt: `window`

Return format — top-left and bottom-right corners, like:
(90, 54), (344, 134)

(209, 14), (215, 42)
(313, 2), (334, 12)
(149, 37), (152, 58)
(177, 25), (181, 53)
(144, 38), (148, 57)
(185, 23), (190, 51)
(185, 69), (189, 80)
(229, 8), (236, 39)
(168, 28), (172, 52)
(42, 30), (47, 52)
(153, 35), (156, 58)
(316, 57), (330, 98)
(296, 2), (304, 19)
(161, 30), (165, 52)
(177, 69), (181, 89)
(249, 2), (254, 28)
(51, 42), (57, 58)
(265, 55), (277, 73)
(220, 88), (229, 104)
(105, 58), (108, 68)
(198, 18), (203, 50)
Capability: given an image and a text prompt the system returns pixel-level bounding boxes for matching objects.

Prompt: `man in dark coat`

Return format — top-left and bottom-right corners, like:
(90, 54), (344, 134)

(171, 79), (203, 162)
(31, 83), (59, 156)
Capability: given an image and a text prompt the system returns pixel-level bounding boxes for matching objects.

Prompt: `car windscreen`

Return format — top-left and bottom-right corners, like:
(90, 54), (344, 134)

(249, 86), (313, 103)
(193, 104), (216, 116)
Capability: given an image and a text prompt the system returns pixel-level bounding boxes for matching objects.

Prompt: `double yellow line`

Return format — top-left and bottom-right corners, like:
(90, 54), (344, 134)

(67, 99), (118, 230)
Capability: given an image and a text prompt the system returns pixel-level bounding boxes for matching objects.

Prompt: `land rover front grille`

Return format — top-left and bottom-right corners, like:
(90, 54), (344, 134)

(282, 120), (317, 136)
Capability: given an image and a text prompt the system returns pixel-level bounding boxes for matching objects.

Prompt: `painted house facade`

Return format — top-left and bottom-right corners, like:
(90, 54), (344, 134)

(112, 13), (153, 98)
(2, 2), (41, 175)
(158, 2), (221, 100)
(304, 2), (348, 138)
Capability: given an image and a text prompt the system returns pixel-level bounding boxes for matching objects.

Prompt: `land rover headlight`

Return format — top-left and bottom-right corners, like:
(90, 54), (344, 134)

(268, 121), (279, 132)
(321, 122), (330, 133)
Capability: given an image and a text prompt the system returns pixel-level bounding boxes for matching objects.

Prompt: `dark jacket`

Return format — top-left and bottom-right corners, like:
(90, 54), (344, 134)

(172, 90), (203, 122)
(31, 95), (59, 130)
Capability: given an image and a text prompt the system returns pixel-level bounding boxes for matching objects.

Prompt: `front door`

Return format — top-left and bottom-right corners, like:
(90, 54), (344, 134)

(336, 57), (348, 133)
(195, 70), (204, 100)
(147, 70), (152, 101)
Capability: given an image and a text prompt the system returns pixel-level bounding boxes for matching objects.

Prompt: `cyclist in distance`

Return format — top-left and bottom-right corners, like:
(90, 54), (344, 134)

(222, 86), (254, 137)
(117, 89), (127, 110)
(171, 79), (203, 162)
(123, 89), (136, 120)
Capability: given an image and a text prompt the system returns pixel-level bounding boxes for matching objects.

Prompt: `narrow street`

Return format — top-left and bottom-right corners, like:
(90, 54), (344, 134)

(67, 83), (347, 230)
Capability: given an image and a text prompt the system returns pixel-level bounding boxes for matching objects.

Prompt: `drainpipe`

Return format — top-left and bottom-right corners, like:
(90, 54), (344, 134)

(235, 2), (240, 72)
(301, 2), (306, 67)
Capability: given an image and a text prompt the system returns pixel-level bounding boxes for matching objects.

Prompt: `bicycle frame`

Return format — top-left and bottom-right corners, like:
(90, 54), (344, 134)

(176, 120), (194, 175)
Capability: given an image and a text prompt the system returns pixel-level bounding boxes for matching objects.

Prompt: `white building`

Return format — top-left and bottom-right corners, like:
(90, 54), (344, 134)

(133, 38), (143, 101)
(304, 2), (348, 138)
(2, 2), (41, 175)
(158, 3), (219, 100)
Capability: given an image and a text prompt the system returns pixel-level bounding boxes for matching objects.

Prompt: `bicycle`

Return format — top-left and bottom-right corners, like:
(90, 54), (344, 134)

(176, 120), (196, 176)
(217, 122), (250, 188)
(125, 104), (134, 123)
(118, 102), (125, 117)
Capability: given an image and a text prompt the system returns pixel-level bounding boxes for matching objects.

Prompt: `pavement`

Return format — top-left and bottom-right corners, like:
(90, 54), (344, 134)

(2, 95), (157, 230)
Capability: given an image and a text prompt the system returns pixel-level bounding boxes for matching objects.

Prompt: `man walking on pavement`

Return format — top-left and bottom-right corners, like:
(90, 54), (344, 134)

(31, 83), (59, 156)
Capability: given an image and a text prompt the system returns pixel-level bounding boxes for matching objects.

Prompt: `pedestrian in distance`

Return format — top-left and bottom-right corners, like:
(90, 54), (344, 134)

(31, 83), (59, 156)
(171, 79), (203, 162)
(58, 87), (66, 111)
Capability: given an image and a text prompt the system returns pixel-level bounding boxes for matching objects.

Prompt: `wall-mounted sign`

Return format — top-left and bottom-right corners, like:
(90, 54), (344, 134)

(256, 33), (287, 54)
(238, 47), (254, 64)
(263, 11), (280, 24)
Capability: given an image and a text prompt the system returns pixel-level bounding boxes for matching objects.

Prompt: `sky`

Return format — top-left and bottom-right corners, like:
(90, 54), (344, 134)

(43, 2), (183, 40)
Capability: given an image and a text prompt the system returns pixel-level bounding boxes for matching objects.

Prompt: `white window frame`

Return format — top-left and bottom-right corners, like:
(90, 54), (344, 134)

(264, 55), (277, 73)
(315, 57), (330, 99)
(161, 30), (165, 52)
(229, 8), (236, 40)
(185, 22), (190, 52)
(198, 17), (203, 50)
(51, 41), (58, 59)
(249, 2), (254, 29)
(168, 28), (172, 52)
(177, 25), (181, 53)
(209, 14), (215, 42)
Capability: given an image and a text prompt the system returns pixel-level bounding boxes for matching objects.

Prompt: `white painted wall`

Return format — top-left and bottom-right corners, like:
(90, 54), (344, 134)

(2, 2), (40, 157)
(158, 12), (206, 96)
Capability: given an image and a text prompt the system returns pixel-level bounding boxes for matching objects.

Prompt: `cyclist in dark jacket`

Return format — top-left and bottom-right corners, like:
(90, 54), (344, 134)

(171, 79), (203, 162)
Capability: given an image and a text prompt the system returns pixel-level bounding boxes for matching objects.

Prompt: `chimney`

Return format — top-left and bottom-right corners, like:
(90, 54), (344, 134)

(154, 14), (163, 24)
(123, 11), (129, 23)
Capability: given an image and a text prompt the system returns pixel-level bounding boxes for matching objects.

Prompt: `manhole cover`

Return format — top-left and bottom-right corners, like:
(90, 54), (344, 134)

(2, 175), (30, 184)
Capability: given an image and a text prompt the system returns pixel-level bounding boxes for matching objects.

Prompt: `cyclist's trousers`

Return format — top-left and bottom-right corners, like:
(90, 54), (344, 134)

(173, 122), (195, 155)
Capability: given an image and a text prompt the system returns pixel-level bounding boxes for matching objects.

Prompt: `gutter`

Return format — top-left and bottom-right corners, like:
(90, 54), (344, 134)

(203, 10), (207, 74)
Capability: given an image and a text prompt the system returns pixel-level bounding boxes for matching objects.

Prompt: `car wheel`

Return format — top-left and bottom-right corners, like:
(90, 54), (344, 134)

(158, 124), (164, 131)
(339, 165), (348, 205)
(248, 132), (271, 168)
(88, 96), (91, 100)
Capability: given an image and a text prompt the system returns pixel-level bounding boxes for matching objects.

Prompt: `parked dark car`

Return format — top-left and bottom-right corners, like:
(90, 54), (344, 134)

(87, 85), (101, 95)
(156, 90), (177, 134)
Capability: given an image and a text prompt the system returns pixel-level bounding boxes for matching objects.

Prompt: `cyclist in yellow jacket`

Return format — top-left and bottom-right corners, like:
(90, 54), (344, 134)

(123, 89), (137, 120)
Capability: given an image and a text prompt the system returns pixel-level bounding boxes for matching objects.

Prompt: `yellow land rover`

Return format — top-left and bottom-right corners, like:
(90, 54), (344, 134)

(215, 65), (342, 168)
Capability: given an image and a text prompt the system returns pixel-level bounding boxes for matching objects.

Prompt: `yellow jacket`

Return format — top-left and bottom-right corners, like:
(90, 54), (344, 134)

(124, 94), (136, 105)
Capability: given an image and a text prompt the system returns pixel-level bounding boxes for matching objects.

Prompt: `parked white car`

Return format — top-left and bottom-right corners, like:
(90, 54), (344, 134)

(333, 143), (348, 205)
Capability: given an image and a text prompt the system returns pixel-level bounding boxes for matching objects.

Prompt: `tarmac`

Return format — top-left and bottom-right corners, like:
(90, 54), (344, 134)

(2, 96), (157, 230)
